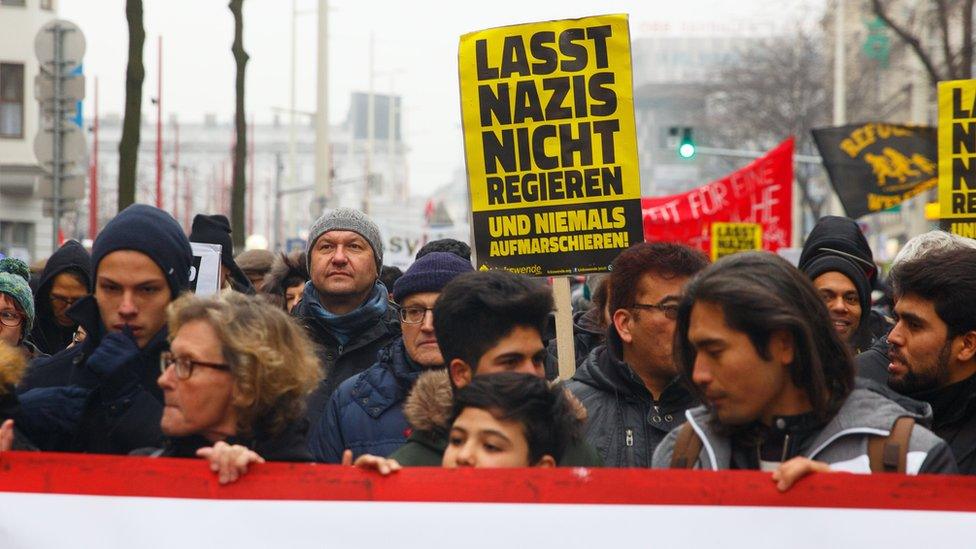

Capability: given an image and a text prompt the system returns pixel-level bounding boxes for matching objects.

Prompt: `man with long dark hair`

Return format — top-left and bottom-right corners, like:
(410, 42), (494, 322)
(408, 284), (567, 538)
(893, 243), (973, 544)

(653, 252), (955, 488)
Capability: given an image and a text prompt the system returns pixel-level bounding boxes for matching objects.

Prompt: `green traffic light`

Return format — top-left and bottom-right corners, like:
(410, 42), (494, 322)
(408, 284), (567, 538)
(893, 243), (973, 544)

(678, 142), (696, 159)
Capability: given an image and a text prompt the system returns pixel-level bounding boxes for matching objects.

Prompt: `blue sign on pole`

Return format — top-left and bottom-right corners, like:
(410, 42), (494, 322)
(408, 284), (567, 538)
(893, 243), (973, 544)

(70, 63), (83, 128)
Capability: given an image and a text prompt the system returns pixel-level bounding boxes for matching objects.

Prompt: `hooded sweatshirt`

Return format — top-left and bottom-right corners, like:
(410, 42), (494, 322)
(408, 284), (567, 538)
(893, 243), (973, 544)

(799, 216), (888, 351)
(29, 241), (91, 356)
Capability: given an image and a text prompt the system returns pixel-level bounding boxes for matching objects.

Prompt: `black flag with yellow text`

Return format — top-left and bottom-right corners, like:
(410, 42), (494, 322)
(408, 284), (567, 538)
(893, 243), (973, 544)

(812, 123), (936, 218)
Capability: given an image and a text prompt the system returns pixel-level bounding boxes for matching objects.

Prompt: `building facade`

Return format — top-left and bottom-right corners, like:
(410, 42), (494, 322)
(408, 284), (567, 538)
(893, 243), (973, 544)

(0, 0), (57, 262)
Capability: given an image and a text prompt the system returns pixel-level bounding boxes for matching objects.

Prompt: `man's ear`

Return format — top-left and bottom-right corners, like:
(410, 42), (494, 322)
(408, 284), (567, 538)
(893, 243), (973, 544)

(449, 359), (474, 388)
(956, 331), (976, 363)
(612, 308), (634, 343)
(534, 454), (556, 468)
(769, 329), (795, 366)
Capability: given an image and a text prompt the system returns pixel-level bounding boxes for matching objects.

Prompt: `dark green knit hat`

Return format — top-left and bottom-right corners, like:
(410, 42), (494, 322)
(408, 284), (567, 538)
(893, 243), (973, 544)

(0, 258), (34, 332)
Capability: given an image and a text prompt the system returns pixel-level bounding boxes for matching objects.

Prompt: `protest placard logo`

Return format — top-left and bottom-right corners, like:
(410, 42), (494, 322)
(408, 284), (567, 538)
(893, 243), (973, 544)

(459, 14), (644, 276)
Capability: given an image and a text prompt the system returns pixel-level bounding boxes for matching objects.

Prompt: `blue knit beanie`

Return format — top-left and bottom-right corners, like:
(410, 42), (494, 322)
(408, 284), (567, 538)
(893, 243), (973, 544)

(91, 204), (193, 297)
(392, 252), (473, 303)
(0, 258), (35, 332)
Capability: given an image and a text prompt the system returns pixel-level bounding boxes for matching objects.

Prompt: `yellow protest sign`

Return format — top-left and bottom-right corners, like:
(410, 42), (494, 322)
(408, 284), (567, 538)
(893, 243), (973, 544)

(938, 79), (976, 238)
(459, 14), (644, 276)
(710, 222), (762, 261)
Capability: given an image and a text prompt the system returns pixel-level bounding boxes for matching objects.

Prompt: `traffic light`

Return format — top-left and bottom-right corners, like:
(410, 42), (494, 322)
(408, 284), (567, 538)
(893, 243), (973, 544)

(678, 127), (695, 159)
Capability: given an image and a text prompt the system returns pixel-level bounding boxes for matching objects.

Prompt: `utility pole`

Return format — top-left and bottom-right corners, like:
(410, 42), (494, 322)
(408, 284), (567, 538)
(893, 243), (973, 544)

(89, 76), (99, 240)
(288, 0), (297, 223)
(363, 32), (374, 215)
(155, 35), (163, 209)
(315, 0), (331, 214)
(171, 117), (179, 221)
(274, 151), (284, 250)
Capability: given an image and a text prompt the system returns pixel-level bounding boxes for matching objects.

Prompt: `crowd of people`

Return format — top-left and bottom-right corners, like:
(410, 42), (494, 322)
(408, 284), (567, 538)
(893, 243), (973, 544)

(0, 204), (974, 490)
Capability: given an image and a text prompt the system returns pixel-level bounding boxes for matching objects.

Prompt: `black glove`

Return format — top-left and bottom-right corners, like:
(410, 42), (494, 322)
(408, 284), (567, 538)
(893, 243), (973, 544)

(86, 325), (141, 380)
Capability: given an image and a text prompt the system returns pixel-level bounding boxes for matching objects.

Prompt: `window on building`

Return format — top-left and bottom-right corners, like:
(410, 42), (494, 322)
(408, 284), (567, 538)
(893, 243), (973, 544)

(40, 0), (53, 9)
(0, 221), (34, 262)
(0, 63), (25, 138)
(0, 0), (27, 6)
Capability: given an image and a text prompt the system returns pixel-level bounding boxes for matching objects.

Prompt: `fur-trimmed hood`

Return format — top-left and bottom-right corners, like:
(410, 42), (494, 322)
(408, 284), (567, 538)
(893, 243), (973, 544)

(402, 369), (588, 432)
(0, 341), (27, 397)
(403, 369), (454, 432)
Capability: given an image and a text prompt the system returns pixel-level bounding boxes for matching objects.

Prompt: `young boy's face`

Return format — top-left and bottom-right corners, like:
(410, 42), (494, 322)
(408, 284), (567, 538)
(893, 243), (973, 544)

(442, 407), (532, 468)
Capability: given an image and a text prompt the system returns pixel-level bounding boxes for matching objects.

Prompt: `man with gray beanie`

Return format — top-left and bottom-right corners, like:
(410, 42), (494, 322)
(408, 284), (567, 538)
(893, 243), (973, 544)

(292, 207), (401, 428)
(18, 204), (192, 454)
(308, 252), (474, 462)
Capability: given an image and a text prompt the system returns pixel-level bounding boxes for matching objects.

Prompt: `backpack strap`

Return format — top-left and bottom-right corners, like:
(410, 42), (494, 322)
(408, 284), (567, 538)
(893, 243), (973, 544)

(868, 416), (915, 473)
(669, 422), (703, 469)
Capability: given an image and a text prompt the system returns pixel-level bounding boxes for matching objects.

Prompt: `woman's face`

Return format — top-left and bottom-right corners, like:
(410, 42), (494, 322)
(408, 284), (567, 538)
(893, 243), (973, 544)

(158, 319), (238, 442)
(0, 294), (25, 348)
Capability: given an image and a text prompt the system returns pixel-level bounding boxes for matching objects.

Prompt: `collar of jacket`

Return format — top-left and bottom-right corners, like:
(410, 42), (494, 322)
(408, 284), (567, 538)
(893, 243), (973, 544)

(911, 371), (976, 428)
(575, 326), (691, 407)
(351, 338), (427, 418)
(683, 387), (927, 470)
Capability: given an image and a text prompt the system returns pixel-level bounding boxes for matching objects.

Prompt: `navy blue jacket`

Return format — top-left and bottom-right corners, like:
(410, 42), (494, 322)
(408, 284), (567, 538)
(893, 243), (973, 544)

(16, 295), (167, 454)
(308, 338), (424, 463)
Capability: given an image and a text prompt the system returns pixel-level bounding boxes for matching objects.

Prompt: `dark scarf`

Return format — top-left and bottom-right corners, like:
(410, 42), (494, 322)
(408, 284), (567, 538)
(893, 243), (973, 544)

(912, 372), (976, 429)
(301, 281), (389, 345)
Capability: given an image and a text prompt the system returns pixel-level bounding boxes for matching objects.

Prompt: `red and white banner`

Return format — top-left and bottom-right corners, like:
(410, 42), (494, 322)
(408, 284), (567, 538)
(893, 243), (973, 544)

(642, 138), (794, 253)
(2, 451), (976, 548)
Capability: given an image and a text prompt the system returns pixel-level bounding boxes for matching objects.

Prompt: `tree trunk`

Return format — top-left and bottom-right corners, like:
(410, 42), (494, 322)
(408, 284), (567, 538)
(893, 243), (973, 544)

(117, 0), (145, 211)
(230, 0), (249, 252)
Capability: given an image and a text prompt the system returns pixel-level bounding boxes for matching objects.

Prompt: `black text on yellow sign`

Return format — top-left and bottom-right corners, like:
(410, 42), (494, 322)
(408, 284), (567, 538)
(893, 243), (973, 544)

(710, 222), (762, 262)
(939, 79), (976, 238)
(459, 14), (643, 275)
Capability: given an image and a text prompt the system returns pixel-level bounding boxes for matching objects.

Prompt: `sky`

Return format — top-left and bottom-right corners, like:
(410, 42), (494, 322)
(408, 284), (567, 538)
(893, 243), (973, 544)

(58, 0), (822, 195)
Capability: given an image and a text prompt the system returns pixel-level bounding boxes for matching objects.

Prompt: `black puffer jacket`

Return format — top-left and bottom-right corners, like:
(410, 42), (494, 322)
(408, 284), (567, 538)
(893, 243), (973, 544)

(29, 240), (91, 356)
(17, 295), (167, 454)
(566, 328), (698, 467)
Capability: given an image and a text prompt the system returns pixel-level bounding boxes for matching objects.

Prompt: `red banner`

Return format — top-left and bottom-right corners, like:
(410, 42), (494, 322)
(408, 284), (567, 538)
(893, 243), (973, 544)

(1, 452), (976, 548)
(642, 138), (794, 253)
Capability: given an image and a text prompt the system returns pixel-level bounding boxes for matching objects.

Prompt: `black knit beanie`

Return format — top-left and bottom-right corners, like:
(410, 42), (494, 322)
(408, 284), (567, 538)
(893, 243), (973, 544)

(802, 254), (872, 320)
(91, 204), (193, 297)
(392, 252), (473, 304)
(189, 214), (235, 269)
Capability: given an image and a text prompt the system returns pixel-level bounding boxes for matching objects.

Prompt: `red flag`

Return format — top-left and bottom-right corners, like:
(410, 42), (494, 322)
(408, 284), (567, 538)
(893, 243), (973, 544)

(642, 138), (794, 254)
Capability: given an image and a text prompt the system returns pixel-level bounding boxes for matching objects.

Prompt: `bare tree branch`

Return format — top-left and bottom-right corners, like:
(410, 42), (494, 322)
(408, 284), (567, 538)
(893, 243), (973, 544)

(963, 0), (975, 78)
(871, 0), (945, 85)
(935, 0), (957, 79)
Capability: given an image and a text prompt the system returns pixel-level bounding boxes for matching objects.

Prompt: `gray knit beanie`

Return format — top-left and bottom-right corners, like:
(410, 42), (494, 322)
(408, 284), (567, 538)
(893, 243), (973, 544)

(306, 207), (383, 272)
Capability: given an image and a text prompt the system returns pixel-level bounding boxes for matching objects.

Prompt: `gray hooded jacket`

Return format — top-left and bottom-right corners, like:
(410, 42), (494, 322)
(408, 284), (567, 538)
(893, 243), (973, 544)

(652, 388), (957, 474)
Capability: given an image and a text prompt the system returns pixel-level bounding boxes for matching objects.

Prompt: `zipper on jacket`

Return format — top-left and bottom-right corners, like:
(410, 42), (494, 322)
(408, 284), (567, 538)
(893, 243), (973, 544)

(625, 428), (635, 466)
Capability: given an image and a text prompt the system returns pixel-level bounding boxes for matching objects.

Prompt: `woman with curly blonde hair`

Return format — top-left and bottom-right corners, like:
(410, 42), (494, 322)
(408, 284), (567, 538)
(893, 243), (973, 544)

(136, 291), (321, 481)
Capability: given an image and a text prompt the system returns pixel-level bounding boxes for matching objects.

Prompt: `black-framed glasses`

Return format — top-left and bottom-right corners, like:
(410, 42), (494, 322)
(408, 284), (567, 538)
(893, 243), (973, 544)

(50, 294), (82, 308)
(160, 351), (232, 380)
(0, 310), (24, 328)
(631, 301), (679, 320)
(398, 306), (434, 324)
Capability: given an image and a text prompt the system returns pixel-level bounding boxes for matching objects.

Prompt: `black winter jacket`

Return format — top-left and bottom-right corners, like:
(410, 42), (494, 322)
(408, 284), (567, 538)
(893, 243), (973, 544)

(17, 295), (167, 454)
(566, 328), (698, 467)
(134, 419), (313, 462)
(292, 296), (401, 429)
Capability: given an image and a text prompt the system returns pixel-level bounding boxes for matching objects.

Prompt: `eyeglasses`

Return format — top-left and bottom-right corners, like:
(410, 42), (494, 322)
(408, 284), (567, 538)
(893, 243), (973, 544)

(0, 310), (24, 328)
(160, 351), (232, 380)
(631, 301), (679, 320)
(398, 306), (434, 324)
(50, 294), (82, 308)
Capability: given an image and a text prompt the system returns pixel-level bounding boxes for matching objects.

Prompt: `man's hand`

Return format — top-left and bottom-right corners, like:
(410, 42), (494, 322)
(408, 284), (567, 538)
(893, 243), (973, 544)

(0, 419), (14, 452)
(772, 457), (832, 492)
(343, 449), (401, 476)
(86, 326), (141, 379)
(197, 441), (265, 485)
